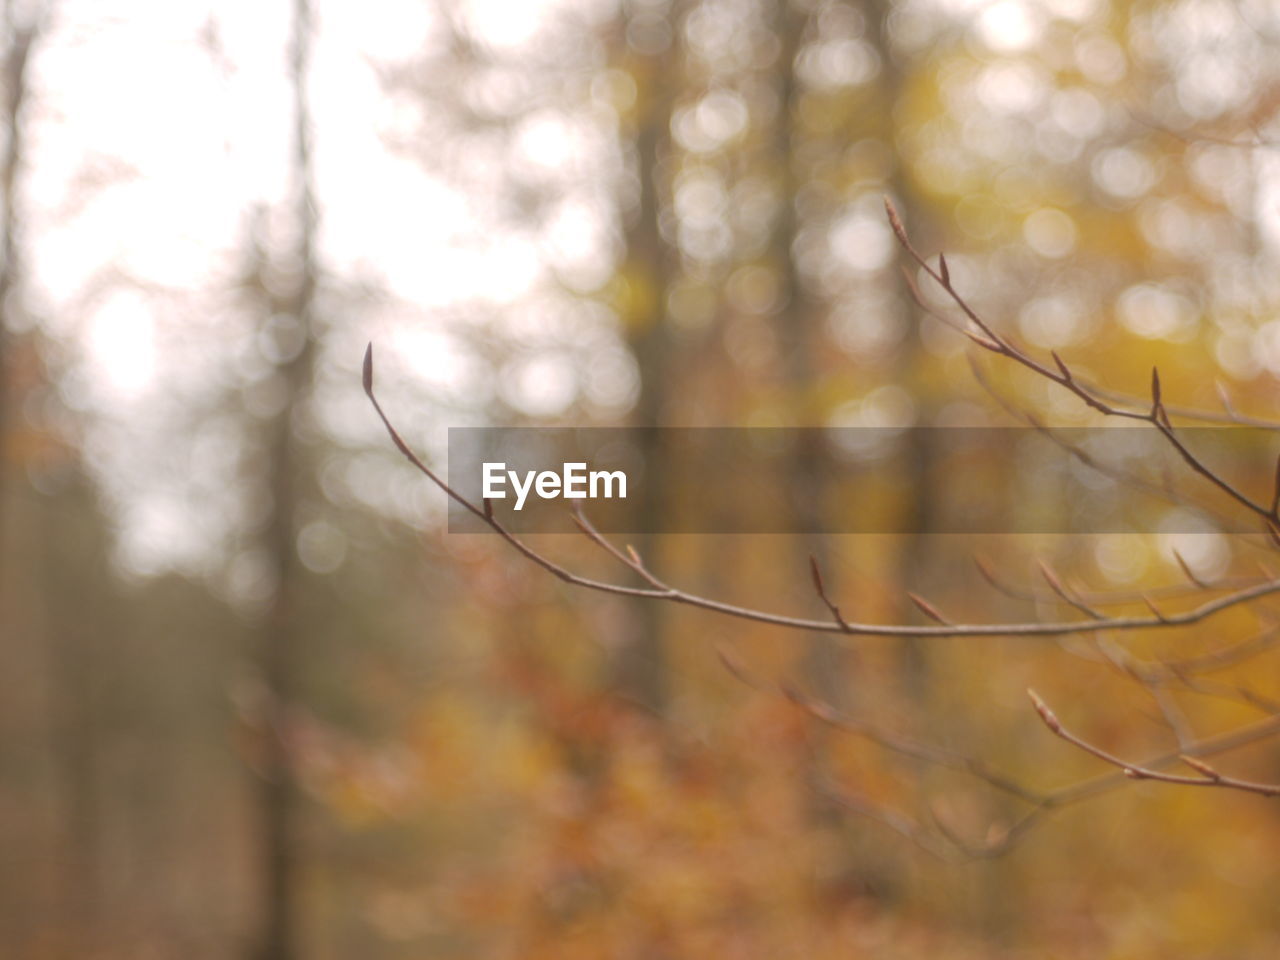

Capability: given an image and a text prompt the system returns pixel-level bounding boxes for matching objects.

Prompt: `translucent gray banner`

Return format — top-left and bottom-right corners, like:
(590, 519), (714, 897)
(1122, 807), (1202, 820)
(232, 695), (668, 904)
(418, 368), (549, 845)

(446, 427), (1280, 534)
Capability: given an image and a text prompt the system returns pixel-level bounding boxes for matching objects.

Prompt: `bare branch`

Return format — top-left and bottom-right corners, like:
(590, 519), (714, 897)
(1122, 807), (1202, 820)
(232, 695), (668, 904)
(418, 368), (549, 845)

(368, 197), (1280, 859)
(884, 198), (1280, 533)
(365, 342), (1280, 639)
(809, 555), (852, 632)
(1028, 689), (1280, 798)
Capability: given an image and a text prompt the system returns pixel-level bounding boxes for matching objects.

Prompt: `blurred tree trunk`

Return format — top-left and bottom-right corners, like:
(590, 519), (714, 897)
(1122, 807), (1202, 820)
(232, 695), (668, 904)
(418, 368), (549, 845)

(769, 0), (849, 706)
(0, 5), (106, 951)
(863, 0), (1012, 929)
(0, 0), (37, 582)
(253, 1), (317, 957)
(858, 0), (939, 690)
(43, 477), (114, 953)
(616, 0), (682, 712)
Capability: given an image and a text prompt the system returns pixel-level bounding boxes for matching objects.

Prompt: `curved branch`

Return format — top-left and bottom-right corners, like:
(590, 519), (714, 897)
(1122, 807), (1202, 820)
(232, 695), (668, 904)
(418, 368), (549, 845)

(884, 197), (1280, 536)
(364, 344), (1280, 640)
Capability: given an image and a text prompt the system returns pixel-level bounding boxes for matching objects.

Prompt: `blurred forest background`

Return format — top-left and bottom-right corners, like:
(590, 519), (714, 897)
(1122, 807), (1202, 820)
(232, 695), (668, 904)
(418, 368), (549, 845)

(3, 0), (1280, 957)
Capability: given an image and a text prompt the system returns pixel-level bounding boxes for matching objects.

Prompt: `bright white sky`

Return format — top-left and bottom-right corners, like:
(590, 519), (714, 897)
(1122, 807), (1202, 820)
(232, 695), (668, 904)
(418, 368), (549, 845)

(20, 0), (577, 576)
(25, 0), (575, 406)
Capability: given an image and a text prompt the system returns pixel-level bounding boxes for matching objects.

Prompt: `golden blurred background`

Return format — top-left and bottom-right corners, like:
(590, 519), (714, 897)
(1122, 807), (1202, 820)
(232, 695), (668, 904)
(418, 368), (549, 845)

(2, 0), (1280, 956)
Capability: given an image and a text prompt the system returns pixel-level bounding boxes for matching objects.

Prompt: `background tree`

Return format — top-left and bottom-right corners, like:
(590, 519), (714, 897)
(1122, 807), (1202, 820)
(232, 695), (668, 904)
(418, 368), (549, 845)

(3, 1), (1280, 957)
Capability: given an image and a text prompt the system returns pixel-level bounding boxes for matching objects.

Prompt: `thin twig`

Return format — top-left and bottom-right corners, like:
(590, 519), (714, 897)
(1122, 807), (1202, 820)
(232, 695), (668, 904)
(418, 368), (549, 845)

(885, 197), (1280, 534)
(365, 344), (1280, 639)
(1028, 690), (1280, 798)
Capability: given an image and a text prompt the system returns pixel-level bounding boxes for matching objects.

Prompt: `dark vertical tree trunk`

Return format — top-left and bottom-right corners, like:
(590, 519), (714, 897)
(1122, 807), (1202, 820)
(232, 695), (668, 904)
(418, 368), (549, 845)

(44, 481), (111, 953)
(862, 0), (1015, 928)
(0, 1), (36, 579)
(617, 0), (682, 711)
(254, 1), (317, 956)
(769, 0), (849, 706)
(860, 0), (939, 687)
(0, 6), (102, 950)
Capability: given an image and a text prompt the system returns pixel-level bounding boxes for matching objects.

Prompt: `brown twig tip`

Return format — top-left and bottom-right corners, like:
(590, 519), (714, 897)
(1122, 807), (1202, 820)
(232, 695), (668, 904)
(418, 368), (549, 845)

(780, 683), (839, 723)
(1036, 560), (1064, 593)
(1150, 366), (1172, 427)
(1215, 380), (1238, 418)
(1171, 549), (1208, 589)
(779, 681), (805, 707)
(938, 251), (950, 286)
(1141, 593), (1169, 622)
(482, 497), (494, 520)
(1179, 755), (1222, 780)
(884, 196), (907, 244)
(809, 555), (825, 595)
(715, 645), (755, 688)
(362, 343), (374, 396)
(1050, 350), (1072, 381)
(809, 556), (852, 631)
(1027, 689), (1061, 733)
(908, 592), (950, 625)
(806, 697), (840, 724)
(972, 555), (1002, 589)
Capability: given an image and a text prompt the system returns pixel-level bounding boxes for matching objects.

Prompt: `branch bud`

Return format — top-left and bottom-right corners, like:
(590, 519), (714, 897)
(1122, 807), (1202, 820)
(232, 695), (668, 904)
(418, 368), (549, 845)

(908, 592), (949, 624)
(1179, 755), (1222, 781)
(1050, 350), (1072, 381)
(1027, 689), (1061, 733)
(362, 343), (375, 396)
(809, 555), (825, 596)
(884, 196), (907, 246)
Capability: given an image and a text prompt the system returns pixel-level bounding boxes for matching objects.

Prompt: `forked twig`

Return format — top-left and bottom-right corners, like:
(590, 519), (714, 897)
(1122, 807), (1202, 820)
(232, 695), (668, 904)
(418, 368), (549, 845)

(364, 199), (1280, 856)
(885, 197), (1280, 537)
(364, 345), (1280, 638)
(1029, 690), (1280, 798)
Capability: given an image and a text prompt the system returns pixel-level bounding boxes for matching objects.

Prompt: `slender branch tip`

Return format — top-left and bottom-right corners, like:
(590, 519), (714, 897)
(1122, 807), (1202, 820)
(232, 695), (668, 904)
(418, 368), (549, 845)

(809, 555), (825, 593)
(1027, 689), (1061, 733)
